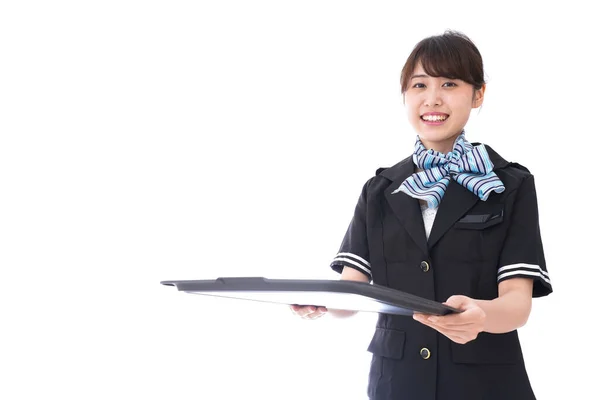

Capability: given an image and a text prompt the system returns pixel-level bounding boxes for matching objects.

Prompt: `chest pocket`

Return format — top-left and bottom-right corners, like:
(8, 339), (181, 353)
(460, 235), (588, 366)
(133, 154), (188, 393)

(445, 204), (505, 263)
(454, 205), (504, 230)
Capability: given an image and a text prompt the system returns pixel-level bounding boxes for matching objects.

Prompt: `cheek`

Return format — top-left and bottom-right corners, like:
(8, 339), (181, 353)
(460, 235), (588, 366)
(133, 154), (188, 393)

(404, 99), (420, 120)
(407, 111), (422, 130)
(451, 110), (470, 126)
(406, 108), (418, 122)
(447, 99), (472, 123)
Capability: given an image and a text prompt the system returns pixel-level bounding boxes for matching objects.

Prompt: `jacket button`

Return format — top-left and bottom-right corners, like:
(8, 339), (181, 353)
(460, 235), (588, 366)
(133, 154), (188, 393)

(420, 261), (430, 272)
(420, 348), (431, 360)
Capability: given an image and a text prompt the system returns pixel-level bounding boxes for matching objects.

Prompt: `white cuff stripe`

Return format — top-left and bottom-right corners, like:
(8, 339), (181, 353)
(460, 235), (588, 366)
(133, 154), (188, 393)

(498, 269), (551, 285)
(335, 252), (371, 268)
(498, 263), (550, 279)
(332, 257), (372, 276)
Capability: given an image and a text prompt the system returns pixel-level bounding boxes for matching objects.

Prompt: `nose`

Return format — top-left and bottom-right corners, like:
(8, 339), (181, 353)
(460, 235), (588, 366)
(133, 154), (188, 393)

(424, 87), (442, 107)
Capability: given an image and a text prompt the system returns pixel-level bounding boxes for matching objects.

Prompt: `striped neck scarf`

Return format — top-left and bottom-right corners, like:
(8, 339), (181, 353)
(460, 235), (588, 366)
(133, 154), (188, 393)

(391, 132), (505, 209)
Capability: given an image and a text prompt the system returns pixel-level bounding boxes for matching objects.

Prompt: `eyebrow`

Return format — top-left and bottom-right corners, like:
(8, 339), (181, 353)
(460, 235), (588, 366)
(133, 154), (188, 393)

(410, 74), (430, 80)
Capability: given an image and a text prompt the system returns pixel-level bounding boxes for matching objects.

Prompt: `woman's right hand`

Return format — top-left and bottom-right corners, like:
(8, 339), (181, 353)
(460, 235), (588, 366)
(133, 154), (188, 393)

(290, 305), (328, 319)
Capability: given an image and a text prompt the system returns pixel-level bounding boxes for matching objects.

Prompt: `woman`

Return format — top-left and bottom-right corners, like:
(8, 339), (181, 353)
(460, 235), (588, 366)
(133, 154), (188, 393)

(291, 30), (552, 400)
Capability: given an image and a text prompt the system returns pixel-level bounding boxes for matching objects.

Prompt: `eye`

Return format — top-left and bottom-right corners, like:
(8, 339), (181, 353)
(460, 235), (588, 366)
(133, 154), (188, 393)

(443, 82), (457, 87)
(412, 83), (425, 88)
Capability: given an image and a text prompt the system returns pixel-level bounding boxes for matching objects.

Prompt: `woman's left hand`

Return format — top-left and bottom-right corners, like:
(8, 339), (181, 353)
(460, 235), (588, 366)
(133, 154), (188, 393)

(413, 295), (486, 344)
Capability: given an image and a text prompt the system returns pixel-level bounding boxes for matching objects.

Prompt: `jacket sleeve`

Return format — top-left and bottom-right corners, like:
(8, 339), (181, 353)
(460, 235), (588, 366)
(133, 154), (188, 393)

(497, 174), (552, 297)
(329, 177), (373, 281)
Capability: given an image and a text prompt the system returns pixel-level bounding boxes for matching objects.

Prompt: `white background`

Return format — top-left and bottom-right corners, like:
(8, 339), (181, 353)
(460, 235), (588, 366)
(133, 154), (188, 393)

(1, 1), (597, 399)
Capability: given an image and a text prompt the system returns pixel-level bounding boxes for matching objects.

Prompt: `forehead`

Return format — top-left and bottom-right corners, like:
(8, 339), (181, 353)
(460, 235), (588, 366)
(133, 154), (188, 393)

(411, 63), (433, 77)
(411, 62), (456, 80)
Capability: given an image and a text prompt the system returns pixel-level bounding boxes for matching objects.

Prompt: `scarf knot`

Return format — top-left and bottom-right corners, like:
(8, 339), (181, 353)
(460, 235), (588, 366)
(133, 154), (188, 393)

(391, 132), (505, 208)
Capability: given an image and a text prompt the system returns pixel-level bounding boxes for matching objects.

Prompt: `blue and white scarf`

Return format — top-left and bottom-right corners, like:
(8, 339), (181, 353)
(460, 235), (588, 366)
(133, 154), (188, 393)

(392, 132), (505, 208)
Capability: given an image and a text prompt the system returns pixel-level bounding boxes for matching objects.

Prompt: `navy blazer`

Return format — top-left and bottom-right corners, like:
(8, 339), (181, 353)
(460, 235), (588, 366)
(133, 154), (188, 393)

(330, 143), (552, 400)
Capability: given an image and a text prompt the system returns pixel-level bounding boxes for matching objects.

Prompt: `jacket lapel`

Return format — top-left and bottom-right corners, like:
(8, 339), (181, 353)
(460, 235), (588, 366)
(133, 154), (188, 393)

(428, 143), (509, 249)
(426, 180), (479, 249)
(379, 143), (509, 254)
(381, 156), (430, 256)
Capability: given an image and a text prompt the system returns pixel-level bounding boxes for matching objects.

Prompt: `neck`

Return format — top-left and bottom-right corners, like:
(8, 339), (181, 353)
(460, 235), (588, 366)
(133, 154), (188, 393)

(419, 133), (462, 154)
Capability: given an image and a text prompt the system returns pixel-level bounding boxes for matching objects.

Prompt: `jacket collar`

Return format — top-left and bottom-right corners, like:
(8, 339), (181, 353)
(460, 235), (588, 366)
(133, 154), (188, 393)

(378, 143), (509, 256)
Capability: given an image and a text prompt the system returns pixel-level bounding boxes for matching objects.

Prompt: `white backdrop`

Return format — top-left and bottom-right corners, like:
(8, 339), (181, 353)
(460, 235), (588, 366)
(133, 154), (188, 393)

(1, 1), (597, 399)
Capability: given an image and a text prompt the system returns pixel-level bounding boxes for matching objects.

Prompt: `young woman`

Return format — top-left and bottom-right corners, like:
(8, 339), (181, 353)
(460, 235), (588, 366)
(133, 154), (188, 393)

(291, 30), (552, 400)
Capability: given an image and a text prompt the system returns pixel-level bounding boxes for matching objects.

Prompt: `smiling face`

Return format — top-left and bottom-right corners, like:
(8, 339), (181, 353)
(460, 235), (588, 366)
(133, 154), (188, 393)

(404, 62), (485, 154)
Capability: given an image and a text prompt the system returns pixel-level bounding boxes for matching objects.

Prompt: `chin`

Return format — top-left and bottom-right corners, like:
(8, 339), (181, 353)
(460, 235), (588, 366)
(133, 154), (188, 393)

(417, 132), (457, 142)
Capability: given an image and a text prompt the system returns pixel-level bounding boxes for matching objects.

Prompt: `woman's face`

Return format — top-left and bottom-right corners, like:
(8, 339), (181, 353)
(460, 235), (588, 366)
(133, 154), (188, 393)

(403, 62), (485, 152)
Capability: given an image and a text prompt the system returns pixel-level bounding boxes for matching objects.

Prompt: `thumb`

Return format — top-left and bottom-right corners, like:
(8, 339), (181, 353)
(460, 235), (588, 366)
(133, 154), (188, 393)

(444, 295), (471, 310)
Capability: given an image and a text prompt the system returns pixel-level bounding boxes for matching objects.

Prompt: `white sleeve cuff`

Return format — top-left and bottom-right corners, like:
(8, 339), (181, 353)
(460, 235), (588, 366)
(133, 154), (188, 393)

(331, 252), (372, 277)
(497, 263), (551, 285)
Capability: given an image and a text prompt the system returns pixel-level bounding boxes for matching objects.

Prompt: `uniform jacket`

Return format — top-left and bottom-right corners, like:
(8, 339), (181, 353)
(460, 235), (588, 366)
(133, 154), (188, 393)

(330, 143), (553, 400)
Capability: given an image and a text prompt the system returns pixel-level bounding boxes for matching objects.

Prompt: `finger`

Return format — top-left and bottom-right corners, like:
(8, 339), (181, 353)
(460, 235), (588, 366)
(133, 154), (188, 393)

(436, 320), (477, 328)
(414, 313), (450, 324)
(427, 322), (477, 335)
(305, 306), (328, 315)
(414, 315), (476, 334)
(311, 308), (328, 317)
(426, 315), (477, 328)
(413, 314), (440, 328)
(434, 309), (485, 328)
(438, 327), (477, 344)
(299, 306), (316, 317)
(293, 305), (328, 318)
(444, 295), (472, 310)
(416, 318), (473, 342)
(303, 311), (325, 320)
(291, 304), (312, 312)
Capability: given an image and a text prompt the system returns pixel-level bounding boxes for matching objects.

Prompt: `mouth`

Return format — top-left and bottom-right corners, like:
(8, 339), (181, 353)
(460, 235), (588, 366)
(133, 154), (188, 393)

(420, 114), (449, 125)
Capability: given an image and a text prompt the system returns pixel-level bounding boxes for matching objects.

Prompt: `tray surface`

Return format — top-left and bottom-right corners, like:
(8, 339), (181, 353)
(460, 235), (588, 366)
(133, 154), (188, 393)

(161, 277), (461, 316)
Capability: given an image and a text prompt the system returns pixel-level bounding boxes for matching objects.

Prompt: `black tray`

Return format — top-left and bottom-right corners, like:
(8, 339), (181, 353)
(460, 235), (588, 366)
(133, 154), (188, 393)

(161, 277), (461, 316)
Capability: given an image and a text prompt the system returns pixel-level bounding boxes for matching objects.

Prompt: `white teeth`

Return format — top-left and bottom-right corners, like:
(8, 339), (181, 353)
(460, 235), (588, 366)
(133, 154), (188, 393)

(422, 115), (448, 121)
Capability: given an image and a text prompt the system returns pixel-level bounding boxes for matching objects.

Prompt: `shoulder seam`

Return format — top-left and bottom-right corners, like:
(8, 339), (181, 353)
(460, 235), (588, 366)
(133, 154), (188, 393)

(375, 167), (388, 176)
(507, 162), (531, 174)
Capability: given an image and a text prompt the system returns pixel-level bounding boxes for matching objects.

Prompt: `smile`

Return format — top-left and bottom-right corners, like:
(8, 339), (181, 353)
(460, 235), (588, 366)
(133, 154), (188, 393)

(421, 115), (448, 122)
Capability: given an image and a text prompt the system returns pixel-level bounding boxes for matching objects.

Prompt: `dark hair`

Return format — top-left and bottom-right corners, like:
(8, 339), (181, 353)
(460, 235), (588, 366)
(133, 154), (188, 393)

(400, 30), (485, 94)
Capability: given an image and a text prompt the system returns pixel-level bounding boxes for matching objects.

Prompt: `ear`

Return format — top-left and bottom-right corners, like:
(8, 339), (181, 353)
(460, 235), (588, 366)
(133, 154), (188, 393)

(472, 84), (485, 108)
